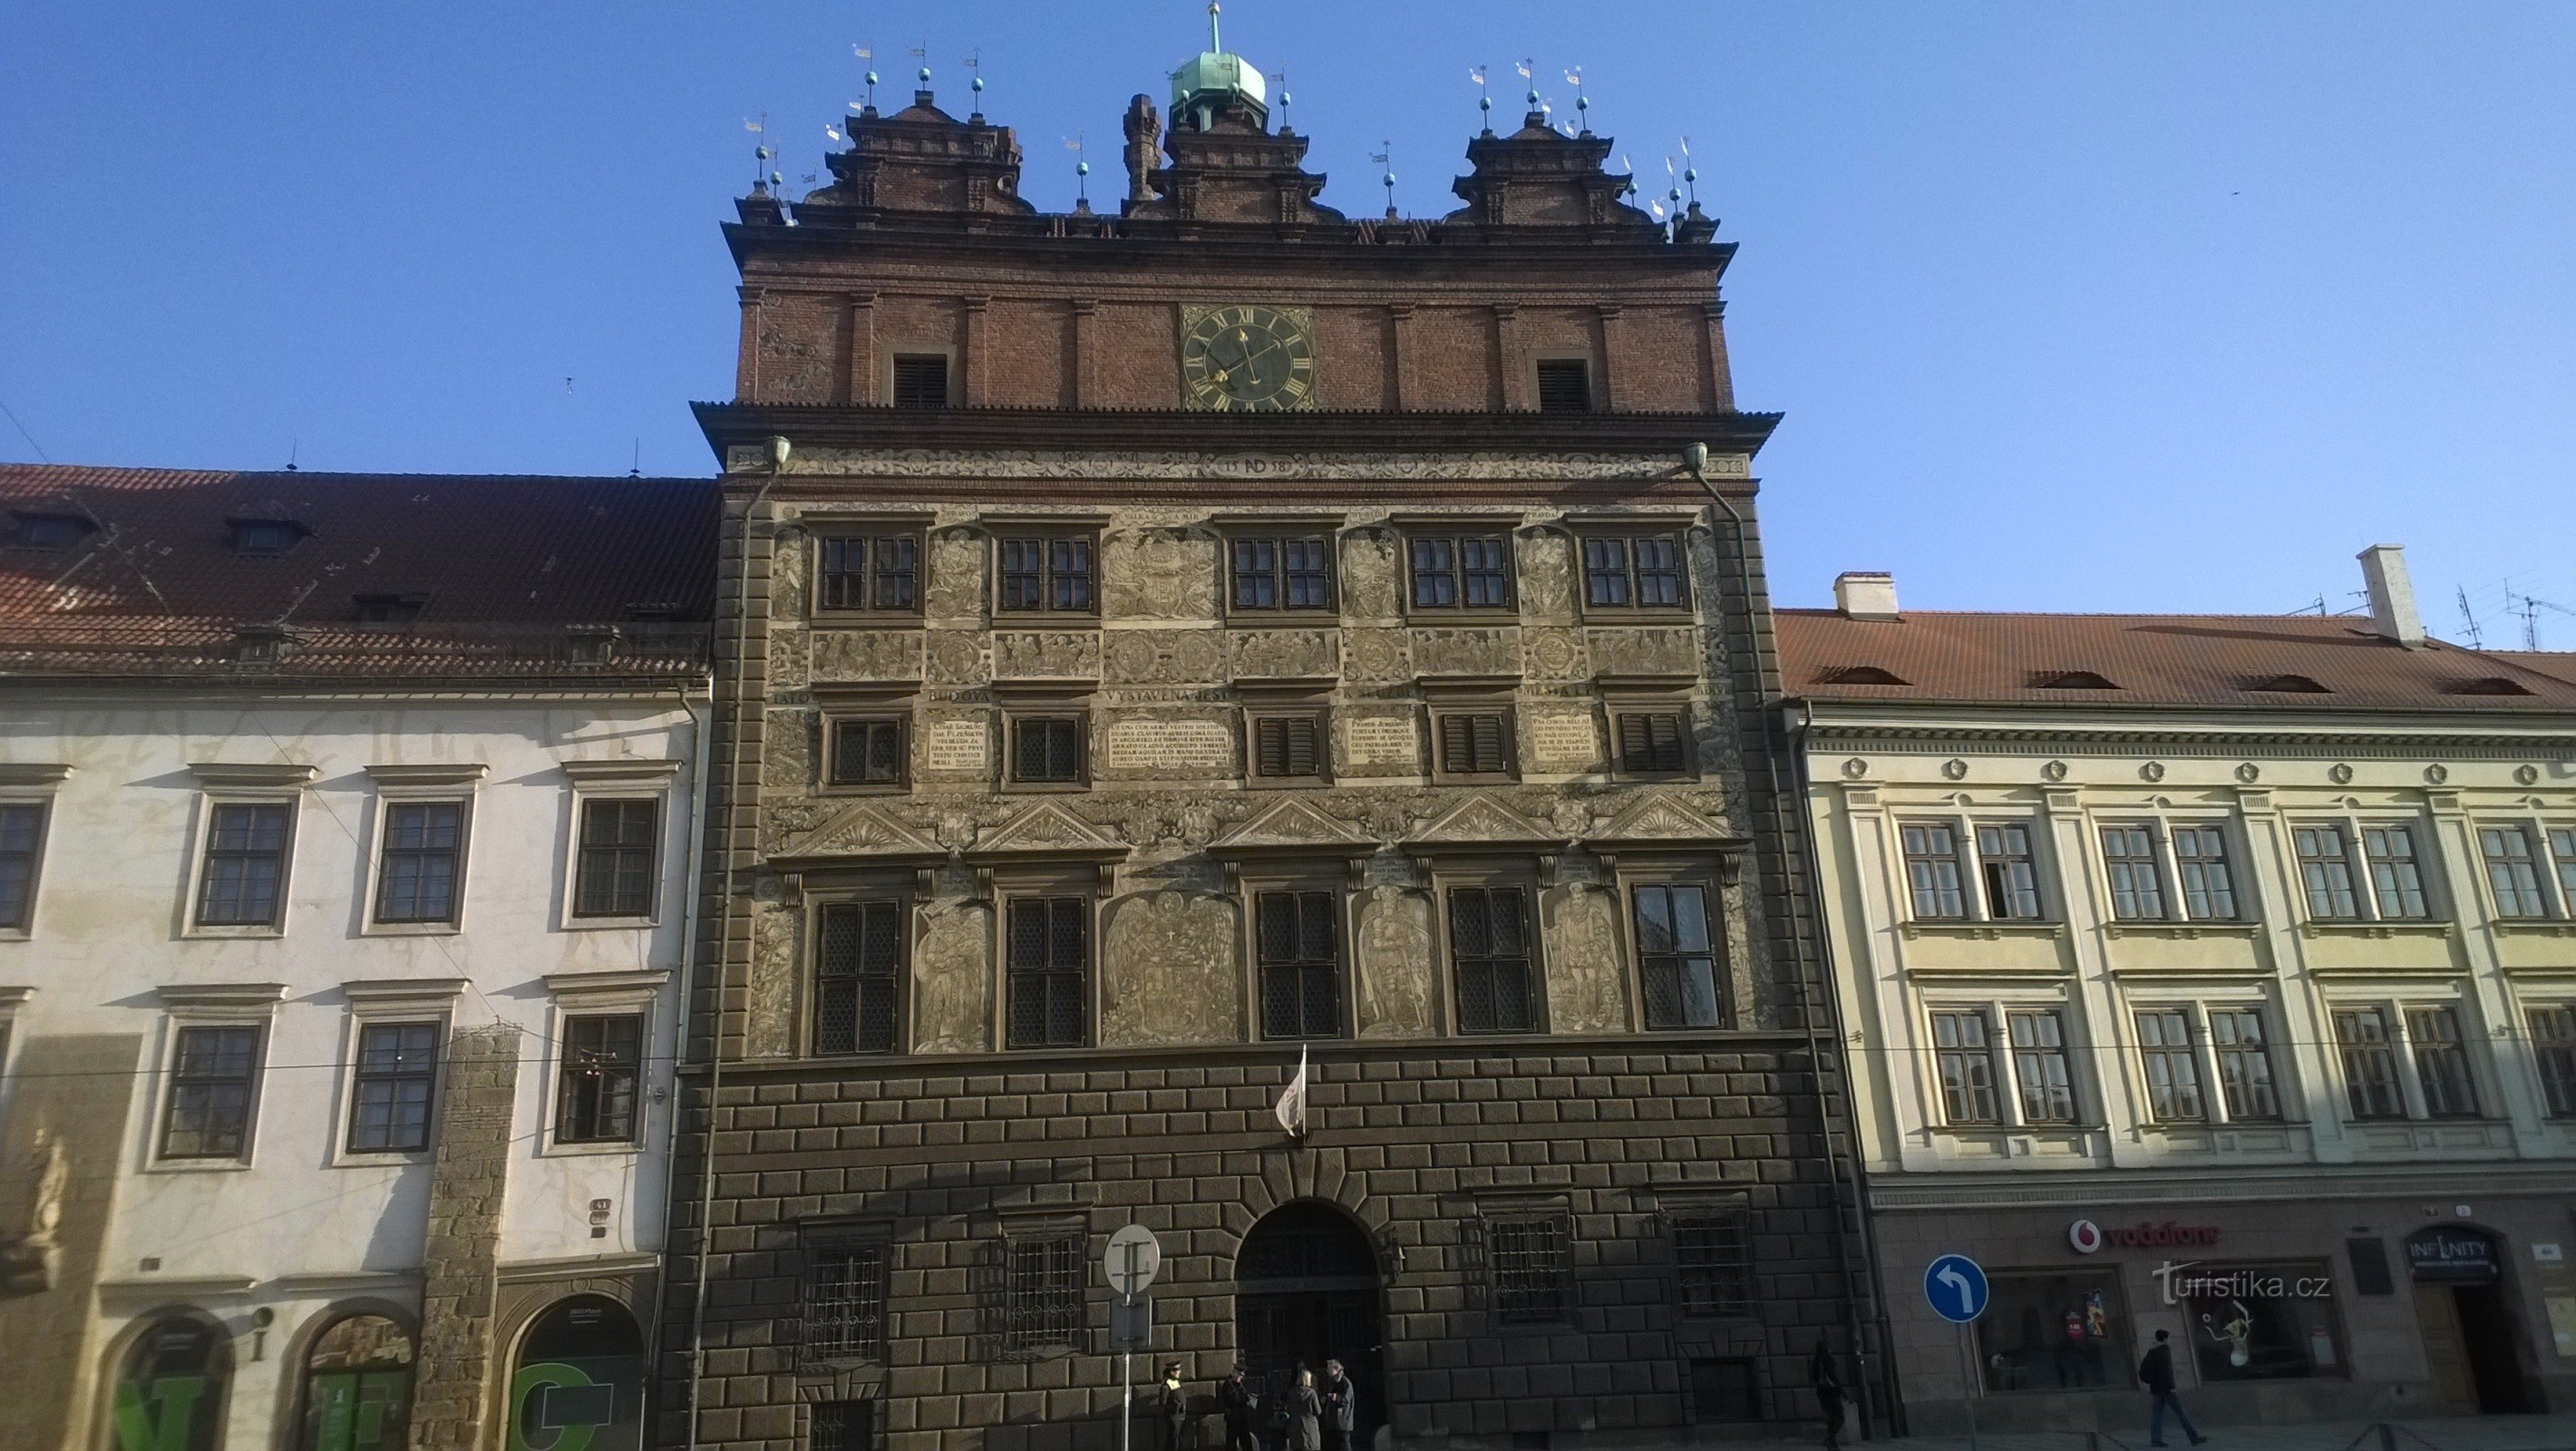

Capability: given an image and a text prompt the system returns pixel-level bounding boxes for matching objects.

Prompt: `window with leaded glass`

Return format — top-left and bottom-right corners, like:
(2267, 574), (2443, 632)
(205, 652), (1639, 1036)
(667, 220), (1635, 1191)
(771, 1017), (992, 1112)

(374, 801), (464, 925)
(1249, 712), (1326, 782)
(1634, 883), (1724, 1029)
(1613, 710), (1690, 776)
(1977, 823), (2045, 920)
(2008, 1009), (2076, 1124)
(830, 717), (908, 788)
(555, 1013), (642, 1144)
(1901, 823), (1966, 920)
(2295, 824), (2361, 919)
(1580, 534), (1687, 610)
(2100, 825), (2165, 920)
(197, 801), (294, 928)
(1930, 1010), (1998, 1124)
(2529, 1006), (2576, 1117)
(1448, 885), (1536, 1034)
(815, 901), (903, 1056)
(996, 536), (1095, 614)
(1433, 710), (1514, 780)
(573, 798), (659, 919)
(803, 1243), (889, 1360)
(2479, 825), (2549, 919)
(1003, 1234), (1083, 1351)
(2333, 1007), (2406, 1119)
(1230, 536), (1335, 612)
(1006, 897), (1088, 1049)
(2134, 1008), (2203, 1122)
(1008, 716), (1085, 785)
(1670, 1212), (1752, 1318)
(0, 802), (45, 930)
(816, 534), (921, 614)
(1257, 891), (1342, 1039)
(1485, 1213), (1571, 1323)
(811, 1401), (876, 1451)
(2209, 1007), (2280, 1120)
(2363, 823), (2431, 919)
(160, 1025), (262, 1159)
(2406, 1005), (2479, 1118)
(346, 1021), (440, 1154)
(2172, 824), (2239, 920)
(1407, 535), (1513, 611)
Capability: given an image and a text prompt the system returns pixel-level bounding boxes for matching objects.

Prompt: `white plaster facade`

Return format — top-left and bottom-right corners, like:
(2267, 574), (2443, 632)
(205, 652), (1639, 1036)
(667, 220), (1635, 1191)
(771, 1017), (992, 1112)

(0, 687), (705, 1450)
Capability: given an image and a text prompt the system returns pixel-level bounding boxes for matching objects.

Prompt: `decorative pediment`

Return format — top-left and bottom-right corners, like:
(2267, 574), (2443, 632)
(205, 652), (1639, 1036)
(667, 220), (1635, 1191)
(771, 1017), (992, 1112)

(1210, 795), (1375, 854)
(773, 802), (941, 862)
(1406, 794), (1557, 847)
(1593, 795), (1730, 846)
(974, 801), (1125, 856)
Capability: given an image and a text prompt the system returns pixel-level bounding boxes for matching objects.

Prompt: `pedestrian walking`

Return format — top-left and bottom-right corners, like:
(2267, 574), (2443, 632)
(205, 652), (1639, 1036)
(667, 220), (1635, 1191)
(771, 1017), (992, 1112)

(1318, 1358), (1357, 1451)
(1218, 1365), (1260, 1451)
(1808, 1339), (1845, 1450)
(1161, 1362), (1191, 1451)
(2139, 1329), (2208, 1447)
(1291, 1367), (1324, 1451)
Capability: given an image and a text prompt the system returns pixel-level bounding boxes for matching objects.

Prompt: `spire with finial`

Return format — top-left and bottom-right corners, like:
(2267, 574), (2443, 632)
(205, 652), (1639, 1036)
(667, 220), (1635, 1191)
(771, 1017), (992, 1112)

(962, 48), (985, 120)
(1209, 0), (1222, 52)
(1473, 65), (1492, 133)
(1373, 142), (1397, 219)
(854, 44), (879, 113)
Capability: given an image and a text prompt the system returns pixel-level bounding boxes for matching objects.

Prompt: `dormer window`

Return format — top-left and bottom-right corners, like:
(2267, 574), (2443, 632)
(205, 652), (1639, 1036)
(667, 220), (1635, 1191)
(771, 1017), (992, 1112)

(11, 511), (92, 551)
(2031, 670), (2118, 690)
(1820, 666), (1910, 687)
(228, 519), (306, 556)
(353, 594), (424, 625)
(2247, 673), (2330, 694)
(625, 602), (681, 623)
(2446, 677), (2535, 697)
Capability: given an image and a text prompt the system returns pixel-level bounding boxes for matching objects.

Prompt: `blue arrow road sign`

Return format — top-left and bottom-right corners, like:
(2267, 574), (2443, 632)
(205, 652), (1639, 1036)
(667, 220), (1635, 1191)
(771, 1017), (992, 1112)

(1924, 1253), (1990, 1324)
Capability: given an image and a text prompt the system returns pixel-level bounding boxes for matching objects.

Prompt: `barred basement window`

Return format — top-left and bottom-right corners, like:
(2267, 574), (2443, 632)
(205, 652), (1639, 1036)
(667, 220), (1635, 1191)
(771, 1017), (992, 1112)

(1534, 358), (1592, 414)
(1434, 710), (1514, 780)
(1004, 1235), (1084, 1351)
(1258, 890), (1342, 1039)
(1671, 1212), (1753, 1317)
(1006, 897), (1088, 1048)
(1486, 1213), (1571, 1323)
(1250, 713), (1325, 781)
(1449, 886), (1535, 1034)
(817, 534), (921, 613)
(1614, 710), (1689, 775)
(814, 901), (903, 1056)
(803, 1244), (889, 1360)
(830, 718), (908, 787)
(891, 354), (948, 410)
(811, 1399), (876, 1451)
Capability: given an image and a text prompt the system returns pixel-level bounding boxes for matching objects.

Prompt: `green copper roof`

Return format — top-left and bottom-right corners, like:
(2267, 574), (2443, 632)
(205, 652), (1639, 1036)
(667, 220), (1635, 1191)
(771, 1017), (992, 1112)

(1169, 3), (1265, 120)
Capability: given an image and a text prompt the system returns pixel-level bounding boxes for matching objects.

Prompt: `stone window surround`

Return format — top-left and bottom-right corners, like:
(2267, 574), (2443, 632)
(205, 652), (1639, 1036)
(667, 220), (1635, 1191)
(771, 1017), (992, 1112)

(796, 867), (920, 1060)
(556, 759), (685, 931)
(2082, 809), (2258, 931)
(1608, 852), (1737, 1033)
(0, 763), (70, 940)
(147, 982), (287, 1173)
(2287, 811), (2450, 929)
(1559, 513), (1700, 624)
(2112, 984), (2297, 1129)
(539, 969), (667, 1157)
(182, 763), (316, 940)
(1225, 858), (1362, 1044)
(797, 1218), (897, 1369)
(1657, 1189), (1758, 1322)
(1894, 812), (2059, 929)
(1239, 682), (1334, 790)
(1598, 678), (1701, 784)
(1427, 858), (1550, 1039)
(808, 515), (932, 623)
(1913, 987), (2101, 1136)
(1210, 512), (1346, 623)
(330, 977), (467, 1167)
(877, 342), (961, 409)
(2471, 815), (2576, 927)
(994, 866), (1102, 1054)
(359, 764), (486, 938)
(994, 680), (1096, 794)
(815, 683), (919, 796)
(986, 515), (1106, 621)
(2323, 986), (2498, 1126)
(2512, 988), (2576, 1119)
(1420, 677), (1521, 786)
(1392, 511), (1525, 621)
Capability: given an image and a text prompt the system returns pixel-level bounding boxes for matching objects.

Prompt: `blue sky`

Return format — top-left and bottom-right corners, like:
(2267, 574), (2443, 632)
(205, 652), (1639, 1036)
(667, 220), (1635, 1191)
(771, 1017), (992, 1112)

(5, 2), (2571, 630)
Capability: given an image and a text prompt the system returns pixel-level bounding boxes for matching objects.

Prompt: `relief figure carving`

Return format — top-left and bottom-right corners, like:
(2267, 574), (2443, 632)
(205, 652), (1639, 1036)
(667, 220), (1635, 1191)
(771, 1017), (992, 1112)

(912, 897), (993, 1054)
(1230, 628), (1338, 680)
(1409, 627), (1521, 677)
(1107, 629), (1225, 684)
(1589, 626), (1698, 677)
(1103, 529), (1217, 619)
(769, 526), (809, 618)
(1542, 883), (1626, 1034)
(926, 529), (985, 620)
(1355, 885), (1434, 1037)
(811, 629), (922, 682)
(763, 709), (812, 790)
(746, 898), (802, 1056)
(994, 630), (1101, 679)
(1339, 530), (1401, 619)
(768, 627), (811, 692)
(1517, 531), (1576, 622)
(1099, 891), (1239, 1047)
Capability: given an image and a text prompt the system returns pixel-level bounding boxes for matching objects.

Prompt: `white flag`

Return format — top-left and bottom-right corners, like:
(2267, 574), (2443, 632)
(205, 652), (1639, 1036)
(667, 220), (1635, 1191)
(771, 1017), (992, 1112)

(1275, 1046), (1308, 1136)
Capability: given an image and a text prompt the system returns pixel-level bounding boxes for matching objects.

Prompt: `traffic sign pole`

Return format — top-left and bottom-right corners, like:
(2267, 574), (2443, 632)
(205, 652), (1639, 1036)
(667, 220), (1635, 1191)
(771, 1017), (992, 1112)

(1103, 1225), (1162, 1451)
(1922, 1253), (1989, 1451)
(1955, 1324), (1979, 1451)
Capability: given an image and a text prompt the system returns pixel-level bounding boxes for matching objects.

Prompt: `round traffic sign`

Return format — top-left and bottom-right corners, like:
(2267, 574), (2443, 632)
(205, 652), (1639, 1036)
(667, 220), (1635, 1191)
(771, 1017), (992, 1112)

(1924, 1252), (1990, 1324)
(1105, 1223), (1162, 1297)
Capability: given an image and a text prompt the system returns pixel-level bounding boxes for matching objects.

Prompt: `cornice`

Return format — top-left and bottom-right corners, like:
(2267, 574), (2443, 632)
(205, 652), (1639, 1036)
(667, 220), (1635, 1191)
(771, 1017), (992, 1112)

(1864, 1158), (2576, 1212)
(1800, 721), (2576, 760)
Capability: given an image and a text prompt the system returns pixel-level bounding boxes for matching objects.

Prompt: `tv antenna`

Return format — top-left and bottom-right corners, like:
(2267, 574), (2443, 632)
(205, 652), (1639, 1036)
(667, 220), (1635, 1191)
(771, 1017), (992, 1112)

(2455, 587), (2484, 648)
(629, 438), (642, 479)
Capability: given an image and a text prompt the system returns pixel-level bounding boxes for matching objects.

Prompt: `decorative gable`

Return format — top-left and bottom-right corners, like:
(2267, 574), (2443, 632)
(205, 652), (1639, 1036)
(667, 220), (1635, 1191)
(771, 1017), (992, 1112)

(1593, 795), (1730, 846)
(1210, 795), (1375, 853)
(772, 802), (940, 861)
(976, 801), (1125, 855)
(1407, 794), (1556, 846)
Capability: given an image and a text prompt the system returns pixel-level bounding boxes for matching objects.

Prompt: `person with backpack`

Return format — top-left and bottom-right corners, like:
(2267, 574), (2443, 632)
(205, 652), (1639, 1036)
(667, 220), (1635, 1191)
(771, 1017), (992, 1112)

(2138, 1329), (2208, 1446)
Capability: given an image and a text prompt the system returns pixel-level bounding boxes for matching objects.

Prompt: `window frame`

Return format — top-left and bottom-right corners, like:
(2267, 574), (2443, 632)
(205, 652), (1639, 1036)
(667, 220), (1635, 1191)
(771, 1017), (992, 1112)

(2098, 823), (2169, 923)
(2475, 821), (2559, 920)
(567, 794), (663, 925)
(1632, 877), (1728, 1031)
(809, 894), (909, 1058)
(801, 1232), (892, 1365)
(2133, 1006), (2207, 1124)
(2006, 1008), (2079, 1125)
(883, 347), (957, 410)
(1570, 525), (1694, 618)
(0, 786), (57, 939)
(156, 1021), (268, 1164)
(1224, 532), (1338, 617)
(1531, 355), (1597, 415)
(365, 792), (473, 934)
(2330, 1003), (2409, 1121)
(1425, 703), (1519, 784)
(1253, 885), (1348, 1041)
(1243, 705), (1331, 787)
(343, 1018), (445, 1157)
(824, 712), (913, 793)
(1002, 891), (1094, 1050)
(1898, 816), (2055, 925)
(1002, 711), (1090, 790)
(999, 1228), (1086, 1355)
(186, 789), (303, 938)
(2404, 1003), (2483, 1119)
(2205, 1002), (2284, 1122)
(1401, 528), (1519, 617)
(552, 1010), (646, 1148)
(1667, 1207), (1755, 1320)
(1609, 705), (1696, 781)
(1443, 877), (1544, 1037)
(991, 529), (1101, 618)
(811, 529), (928, 619)
(2527, 1003), (2576, 1118)
(1482, 1210), (1574, 1325)
(2292, 815), (2446, 925)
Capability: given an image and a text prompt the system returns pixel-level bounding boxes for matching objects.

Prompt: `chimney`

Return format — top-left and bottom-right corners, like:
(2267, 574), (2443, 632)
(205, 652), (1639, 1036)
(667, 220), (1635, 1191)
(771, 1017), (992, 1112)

(2357, 544), (2425, 648)
(1833, 571), (1900, 621)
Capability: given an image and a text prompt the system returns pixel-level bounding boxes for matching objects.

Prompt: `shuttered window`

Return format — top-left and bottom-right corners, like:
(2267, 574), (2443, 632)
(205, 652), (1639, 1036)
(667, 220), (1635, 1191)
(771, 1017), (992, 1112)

(1006, 897), (1088, 1048)
(814, 901), (903, 1056)
(1615, 711), (1689, 775)
(1434, 711), (1513, 778)
(1250, 713), (1325, 781)
(1257, 891), (1342, 1039)
(1534, 358), (1592, 414)
(1449, 885), (1536, 1033)
(890, 354), (948, 410)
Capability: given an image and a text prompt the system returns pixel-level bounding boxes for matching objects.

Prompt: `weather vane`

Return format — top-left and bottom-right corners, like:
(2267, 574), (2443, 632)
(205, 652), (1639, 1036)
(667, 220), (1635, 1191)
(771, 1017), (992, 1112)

(962, 47), (985, 115)
(1066, 132), (1090, 203)
(1565, 67), (1589, 133)
(1679, 134), (1698, 206)
(744, 112), (771, 190)
(854, 43), (878, 111)
(1372, 141), (1396, 219)
(1471, 65), (1493, 132)
(910, 41), (929, 89)
(1516, 59), (1538, 109)
(1270, 71), (1291, 131)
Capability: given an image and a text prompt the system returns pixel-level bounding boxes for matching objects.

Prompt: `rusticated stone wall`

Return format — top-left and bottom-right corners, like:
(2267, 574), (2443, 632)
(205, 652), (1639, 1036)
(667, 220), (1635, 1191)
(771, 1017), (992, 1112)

(412, 1025), (520, 1450)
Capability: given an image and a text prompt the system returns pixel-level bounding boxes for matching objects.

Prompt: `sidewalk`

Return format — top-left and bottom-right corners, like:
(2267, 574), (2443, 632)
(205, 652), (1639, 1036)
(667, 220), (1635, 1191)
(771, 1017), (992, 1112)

(1835, 1414), (2576, 1451)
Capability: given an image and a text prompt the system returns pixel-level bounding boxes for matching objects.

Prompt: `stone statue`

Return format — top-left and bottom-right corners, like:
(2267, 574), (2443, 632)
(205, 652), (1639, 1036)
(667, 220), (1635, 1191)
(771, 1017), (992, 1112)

(0, 1127), (66, 1296)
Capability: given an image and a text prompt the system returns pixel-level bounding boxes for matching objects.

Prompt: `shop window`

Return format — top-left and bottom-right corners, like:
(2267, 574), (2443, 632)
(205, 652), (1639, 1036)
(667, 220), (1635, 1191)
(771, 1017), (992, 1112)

(1973, 1272), (2127, 1394)
(509, 1296), (646, 1451)
(296, 1312), (414, 1451)
(2172, 1261), (2344, 1381)
(112, 1313), (233, 1451)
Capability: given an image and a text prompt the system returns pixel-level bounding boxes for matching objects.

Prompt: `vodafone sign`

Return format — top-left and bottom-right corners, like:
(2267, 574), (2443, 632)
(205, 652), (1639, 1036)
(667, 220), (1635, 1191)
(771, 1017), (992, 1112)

(2070, 1217), (2221, 1253)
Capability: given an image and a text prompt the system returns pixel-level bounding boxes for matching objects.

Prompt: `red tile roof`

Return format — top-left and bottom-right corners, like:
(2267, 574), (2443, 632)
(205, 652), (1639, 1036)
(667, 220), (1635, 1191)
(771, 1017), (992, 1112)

(0, 464), (717, 681)
(1775, 609), (2576, 715)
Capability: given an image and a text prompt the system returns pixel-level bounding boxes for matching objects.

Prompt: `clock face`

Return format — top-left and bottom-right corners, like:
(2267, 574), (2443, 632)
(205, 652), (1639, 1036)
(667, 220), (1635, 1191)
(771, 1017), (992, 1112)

(1180, 305), (1317, 412)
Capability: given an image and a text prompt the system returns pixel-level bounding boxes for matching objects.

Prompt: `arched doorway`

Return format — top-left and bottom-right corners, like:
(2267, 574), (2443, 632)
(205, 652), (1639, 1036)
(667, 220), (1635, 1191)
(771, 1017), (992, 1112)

(103, 1310), (231, 1451)
(507, 1295), (646, 1451)
(1236, 1203), (1385, 1446)
(2407, 1225), (2530, 1413)
(297, 1311), (415, 1450)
